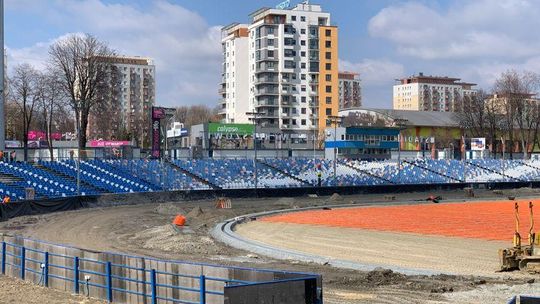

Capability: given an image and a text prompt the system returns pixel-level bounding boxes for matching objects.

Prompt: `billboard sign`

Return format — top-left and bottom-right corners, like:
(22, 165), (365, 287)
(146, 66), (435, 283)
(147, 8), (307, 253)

(471, 138), (486, 151)
(208, 123), (254, 135)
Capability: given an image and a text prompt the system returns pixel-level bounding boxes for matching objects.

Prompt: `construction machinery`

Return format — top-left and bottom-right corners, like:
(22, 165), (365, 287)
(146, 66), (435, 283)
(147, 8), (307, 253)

(499, 202), (540, 272)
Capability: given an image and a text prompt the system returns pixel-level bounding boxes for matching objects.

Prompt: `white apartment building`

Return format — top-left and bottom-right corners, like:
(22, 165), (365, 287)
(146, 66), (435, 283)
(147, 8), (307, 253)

(219, 23), (250, 123)
(338, 71), (361, 110)
(89, 56), (156, 147)
(393, 73), (476, 112)
(219, 3), (339, 135)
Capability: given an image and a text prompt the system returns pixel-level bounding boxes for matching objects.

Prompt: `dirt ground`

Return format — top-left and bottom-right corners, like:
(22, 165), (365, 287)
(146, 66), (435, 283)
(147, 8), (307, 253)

(0, 275), (104, 304)
(0, 188), (539, 303)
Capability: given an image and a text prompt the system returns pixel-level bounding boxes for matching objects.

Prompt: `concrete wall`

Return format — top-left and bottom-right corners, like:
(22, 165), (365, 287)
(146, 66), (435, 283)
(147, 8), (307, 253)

(0, 234), (319, 304)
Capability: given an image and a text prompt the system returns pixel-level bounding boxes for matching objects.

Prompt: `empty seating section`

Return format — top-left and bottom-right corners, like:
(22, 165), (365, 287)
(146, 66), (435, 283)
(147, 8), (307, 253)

(0, 161), (97, 198)
(106, 159), (210, 190)
(2, 158), (540, 202)
(174, 159), (303, 189)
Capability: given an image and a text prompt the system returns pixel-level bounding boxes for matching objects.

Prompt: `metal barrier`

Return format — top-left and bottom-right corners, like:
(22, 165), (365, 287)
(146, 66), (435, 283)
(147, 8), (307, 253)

(0, 240), (269, 304)
(508, 295), (540, 304)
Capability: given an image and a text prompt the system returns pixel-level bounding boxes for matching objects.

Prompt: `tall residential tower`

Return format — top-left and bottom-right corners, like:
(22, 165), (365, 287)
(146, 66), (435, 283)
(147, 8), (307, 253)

(219, 3), (339, 136)
(88, 56), (156, 147)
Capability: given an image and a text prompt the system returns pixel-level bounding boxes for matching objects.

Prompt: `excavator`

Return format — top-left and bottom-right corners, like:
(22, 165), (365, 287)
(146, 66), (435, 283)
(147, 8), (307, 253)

(499, 202), (540, 273)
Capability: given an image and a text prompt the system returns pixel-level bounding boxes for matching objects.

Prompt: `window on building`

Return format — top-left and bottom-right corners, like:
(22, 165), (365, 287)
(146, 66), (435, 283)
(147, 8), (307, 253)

(301, 119), (306, 125)
(284, 61), (296, 68)
(301, 16), (306, 22)
(325, 63), (331, 70)
(325, 52), (331, 59)
(325, 74), (331, 81)
(268, 50), (274, 58)
(301, 40), (306, 46)
(326, 85), (331, 93)
(301, 63), (306, 69)
(268, 27), (274, 34)
(292, 119), (297, 125)
(301, 29), (306, 34)
(325, 29), (331, 37)
(301, 96), (306, 103)
(301, 74), (306, 80)
(301, 51), (306, 57)
(267, 39), (274, 46)
(292, 15), (297, 21)
(325, 41), (331, 48)
(301, 85), (306, 92)
(326, 108), (332, 115)
(326, 96), (332, 104)
(301, 108), (306, 114)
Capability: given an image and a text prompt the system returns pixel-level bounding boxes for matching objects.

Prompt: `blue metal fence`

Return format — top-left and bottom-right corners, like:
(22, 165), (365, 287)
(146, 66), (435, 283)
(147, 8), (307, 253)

(0, 240), (254, 303)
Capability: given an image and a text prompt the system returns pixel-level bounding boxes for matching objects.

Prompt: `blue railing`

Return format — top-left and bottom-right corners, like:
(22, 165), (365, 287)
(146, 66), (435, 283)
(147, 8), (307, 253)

(0, 240), (249, 303)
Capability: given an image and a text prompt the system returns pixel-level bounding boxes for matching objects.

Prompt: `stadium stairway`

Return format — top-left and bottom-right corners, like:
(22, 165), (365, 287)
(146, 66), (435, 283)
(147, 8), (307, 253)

(258, 159), (313, 186)
(404, 160), (464, 183)
(466, 160), (523, 182)
(33, 163), (108, 194)
(342, 162), (395, 184)
(165, 160), (220, 189)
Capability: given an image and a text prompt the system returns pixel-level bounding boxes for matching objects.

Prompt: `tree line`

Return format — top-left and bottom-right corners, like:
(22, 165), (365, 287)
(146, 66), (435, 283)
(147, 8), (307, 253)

(457, 70), (540, 159)
(5, 33), (218, 161)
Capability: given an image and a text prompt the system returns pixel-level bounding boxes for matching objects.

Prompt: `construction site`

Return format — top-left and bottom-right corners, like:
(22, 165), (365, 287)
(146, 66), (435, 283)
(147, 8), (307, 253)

(0, 188), (539, 303)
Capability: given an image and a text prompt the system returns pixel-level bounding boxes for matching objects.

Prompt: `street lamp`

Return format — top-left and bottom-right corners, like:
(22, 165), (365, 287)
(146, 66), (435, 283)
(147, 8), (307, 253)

(246, 111), (263, 192)
(327, 115), (343, 186)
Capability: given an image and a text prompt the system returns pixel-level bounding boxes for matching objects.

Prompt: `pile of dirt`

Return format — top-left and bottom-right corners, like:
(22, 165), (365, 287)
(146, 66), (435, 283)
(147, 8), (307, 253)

(187, 206), (204, 219)
(328, 193), (343, 202)
(128, 224), (219, 255)
(154, 203), (185, 216)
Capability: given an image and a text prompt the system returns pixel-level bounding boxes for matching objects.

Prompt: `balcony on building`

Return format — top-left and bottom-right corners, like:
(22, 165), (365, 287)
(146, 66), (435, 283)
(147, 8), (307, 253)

(255, 62), (278, 73)
(255, 74), (279, 84)
(255, 96), (279, 107)
(255, 85), (279, 95)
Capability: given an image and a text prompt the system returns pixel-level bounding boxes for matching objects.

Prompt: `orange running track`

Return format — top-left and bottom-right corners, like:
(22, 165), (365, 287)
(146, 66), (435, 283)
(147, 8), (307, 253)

(262, 200), (540, 241)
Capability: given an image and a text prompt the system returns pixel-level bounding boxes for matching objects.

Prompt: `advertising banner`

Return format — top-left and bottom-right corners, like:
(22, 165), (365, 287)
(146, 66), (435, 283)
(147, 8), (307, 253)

(208, 123), (254, 135)
(89, 140), (130, 148)
(471, 138), (486, 151)
(152, 116), (161, 158)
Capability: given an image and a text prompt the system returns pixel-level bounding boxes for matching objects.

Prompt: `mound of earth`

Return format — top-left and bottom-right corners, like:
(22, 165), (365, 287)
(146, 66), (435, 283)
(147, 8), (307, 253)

(154, 203), (185, 215)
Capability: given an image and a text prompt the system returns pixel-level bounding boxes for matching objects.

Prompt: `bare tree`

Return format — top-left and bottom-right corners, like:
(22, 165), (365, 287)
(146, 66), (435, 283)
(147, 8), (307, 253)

(494, 70), (540, 159)
(456, 90), (501, 156)
(9, 63), (41, 161)
(172, 105), (219, 129)
(48, 33), (115, 152)
(35, 71), (66, 160)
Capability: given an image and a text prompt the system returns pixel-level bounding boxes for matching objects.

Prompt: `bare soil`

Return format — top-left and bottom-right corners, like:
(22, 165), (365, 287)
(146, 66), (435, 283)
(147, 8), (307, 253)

(0, 275), (105, 304)
(0, 188), (539, 303)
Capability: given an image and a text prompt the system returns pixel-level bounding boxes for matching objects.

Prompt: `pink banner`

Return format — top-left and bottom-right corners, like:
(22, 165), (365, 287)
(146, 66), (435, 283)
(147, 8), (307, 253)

(89, 140), (130, 148)
(28, 130), (62, 140)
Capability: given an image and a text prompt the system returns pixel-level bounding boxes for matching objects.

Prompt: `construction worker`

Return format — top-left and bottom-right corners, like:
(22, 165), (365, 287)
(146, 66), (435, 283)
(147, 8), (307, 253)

(317, 171), (322, 187)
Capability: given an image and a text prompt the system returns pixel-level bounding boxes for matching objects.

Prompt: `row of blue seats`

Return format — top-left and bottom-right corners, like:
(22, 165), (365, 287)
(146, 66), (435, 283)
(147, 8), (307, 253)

(1, 158), (539, 201)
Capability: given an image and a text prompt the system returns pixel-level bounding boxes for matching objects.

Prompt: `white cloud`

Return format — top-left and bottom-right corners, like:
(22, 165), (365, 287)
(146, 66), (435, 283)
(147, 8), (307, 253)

(6, 0), (223, 107)
(368, 1), (540, 60)
(339, 58), (405, 86)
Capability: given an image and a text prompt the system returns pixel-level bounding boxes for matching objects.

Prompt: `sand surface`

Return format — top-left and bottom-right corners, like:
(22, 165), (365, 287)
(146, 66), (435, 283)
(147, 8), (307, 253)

(236, 221), (510, 277)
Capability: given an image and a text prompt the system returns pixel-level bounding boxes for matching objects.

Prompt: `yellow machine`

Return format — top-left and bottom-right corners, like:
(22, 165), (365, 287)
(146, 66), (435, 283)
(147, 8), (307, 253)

(499, 202), (540, 272)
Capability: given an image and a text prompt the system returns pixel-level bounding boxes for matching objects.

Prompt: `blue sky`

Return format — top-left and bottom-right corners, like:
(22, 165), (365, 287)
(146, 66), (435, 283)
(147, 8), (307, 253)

(5, 0), (540, 108)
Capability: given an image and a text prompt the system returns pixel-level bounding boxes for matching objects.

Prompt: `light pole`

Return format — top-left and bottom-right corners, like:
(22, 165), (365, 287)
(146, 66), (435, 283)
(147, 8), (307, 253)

(76, 102), (81, 196)
(327, 115), (343, 186)
(394, 118), (408, 183)
(246, 111), (263, 192)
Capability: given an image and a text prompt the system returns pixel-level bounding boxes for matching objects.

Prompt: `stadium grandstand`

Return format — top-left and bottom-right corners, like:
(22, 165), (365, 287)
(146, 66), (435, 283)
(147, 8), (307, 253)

(0, 158), (538, 201)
